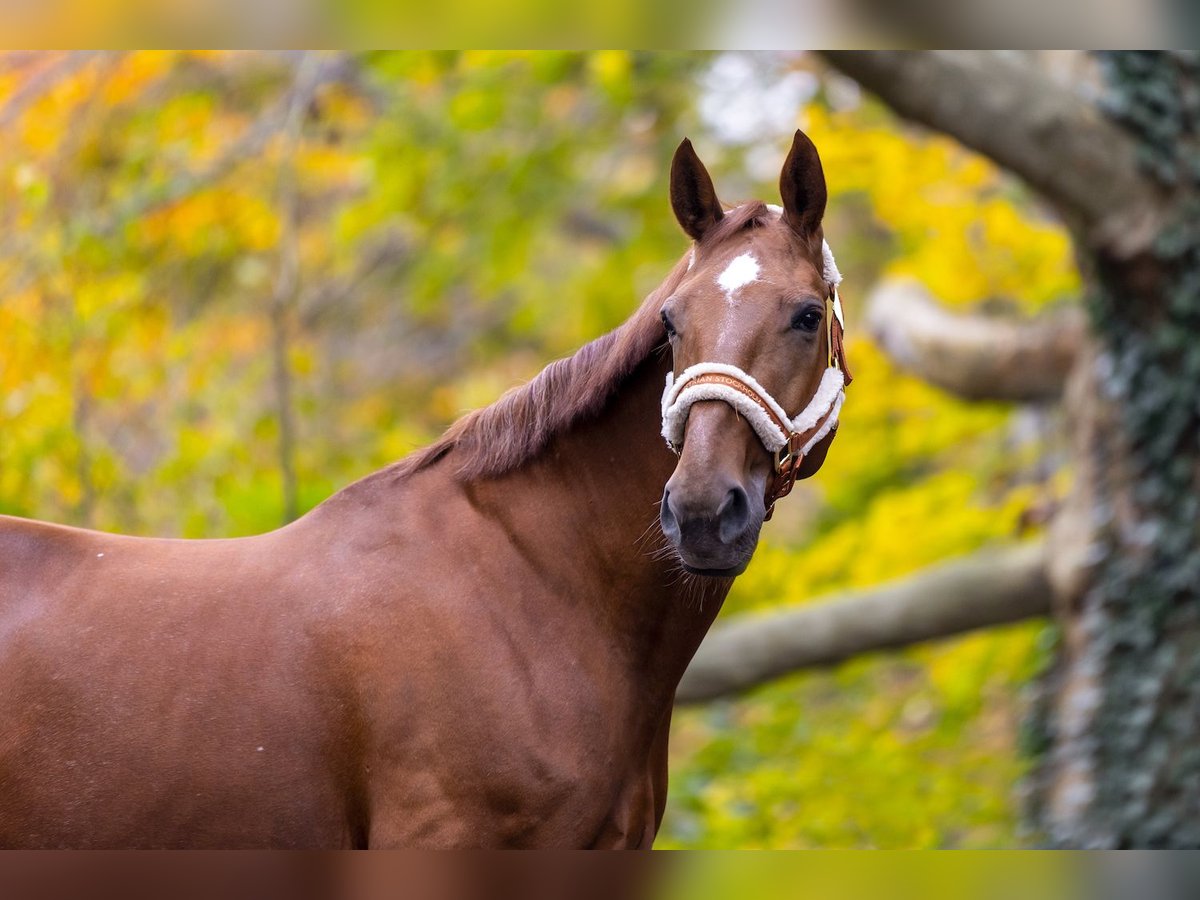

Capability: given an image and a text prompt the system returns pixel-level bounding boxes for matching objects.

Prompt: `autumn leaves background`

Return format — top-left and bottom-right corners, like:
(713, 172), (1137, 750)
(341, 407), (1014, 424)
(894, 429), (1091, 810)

(0, 52), (1079, 847)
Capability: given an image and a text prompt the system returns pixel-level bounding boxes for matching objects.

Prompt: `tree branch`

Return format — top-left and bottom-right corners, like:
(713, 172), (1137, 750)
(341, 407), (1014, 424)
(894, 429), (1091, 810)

(677, 542), (1050, 704)
(866, 278), (1085, 402)
(818, 51), (1163, 253)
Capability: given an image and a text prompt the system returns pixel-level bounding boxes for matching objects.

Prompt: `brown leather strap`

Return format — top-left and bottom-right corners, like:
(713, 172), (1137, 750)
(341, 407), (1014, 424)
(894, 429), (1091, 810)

(683, 372), (792, 438)
(679, 286), (851, 520)
(763, 288), (849, 516)
(763, 288), (849, 517)
(832, 314), (853, 386)
(826, 289), (853, 387)
(685, 369), (840, 519)
(764, 403), (838, 520)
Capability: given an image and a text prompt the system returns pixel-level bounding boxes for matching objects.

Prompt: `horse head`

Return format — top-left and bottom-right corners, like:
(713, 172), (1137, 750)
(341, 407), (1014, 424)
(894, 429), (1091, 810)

(658, 130), (849, 576)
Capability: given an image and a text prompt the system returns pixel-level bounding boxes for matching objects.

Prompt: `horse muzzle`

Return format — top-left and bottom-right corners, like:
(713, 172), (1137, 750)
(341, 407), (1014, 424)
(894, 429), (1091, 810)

(659, 473), (764, 577)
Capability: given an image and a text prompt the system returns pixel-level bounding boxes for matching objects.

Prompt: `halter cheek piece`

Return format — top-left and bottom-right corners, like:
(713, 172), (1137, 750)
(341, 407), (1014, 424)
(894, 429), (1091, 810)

(660, 241), (853, 519)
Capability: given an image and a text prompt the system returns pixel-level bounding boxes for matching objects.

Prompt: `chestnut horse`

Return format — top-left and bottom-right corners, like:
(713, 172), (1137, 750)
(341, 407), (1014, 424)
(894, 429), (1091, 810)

(0, 131), (847, 848)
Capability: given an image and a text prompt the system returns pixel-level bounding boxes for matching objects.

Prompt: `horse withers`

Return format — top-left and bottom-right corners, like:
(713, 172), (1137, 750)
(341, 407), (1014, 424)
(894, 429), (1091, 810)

(0, 130), (847, 848)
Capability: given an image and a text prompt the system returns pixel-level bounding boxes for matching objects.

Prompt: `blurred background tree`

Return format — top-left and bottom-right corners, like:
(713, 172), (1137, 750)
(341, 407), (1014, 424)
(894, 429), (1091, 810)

(4, 51), (1183, 848)
(812, 51), (1200, 848)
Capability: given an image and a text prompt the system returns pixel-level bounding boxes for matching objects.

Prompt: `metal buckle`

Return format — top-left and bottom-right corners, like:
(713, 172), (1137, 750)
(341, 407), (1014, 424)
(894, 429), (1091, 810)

(767, 437), (803, 521)
(774, 444), (792, 474)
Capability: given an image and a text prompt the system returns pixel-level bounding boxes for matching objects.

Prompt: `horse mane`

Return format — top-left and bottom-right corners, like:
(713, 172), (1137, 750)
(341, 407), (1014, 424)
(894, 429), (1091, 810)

(365, 202), (771, 487)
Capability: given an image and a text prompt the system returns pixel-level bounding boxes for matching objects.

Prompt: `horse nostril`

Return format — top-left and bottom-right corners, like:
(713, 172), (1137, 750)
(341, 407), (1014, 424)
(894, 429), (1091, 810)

(716, 486), (751, 544)
(660, 490), (682, 543)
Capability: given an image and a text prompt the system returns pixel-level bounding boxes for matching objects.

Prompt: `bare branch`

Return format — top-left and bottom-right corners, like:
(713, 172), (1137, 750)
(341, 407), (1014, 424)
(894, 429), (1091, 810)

(866, 279), (1085, 403)
(678, 543), (1050, 704)
(818, 51), (1164, 253)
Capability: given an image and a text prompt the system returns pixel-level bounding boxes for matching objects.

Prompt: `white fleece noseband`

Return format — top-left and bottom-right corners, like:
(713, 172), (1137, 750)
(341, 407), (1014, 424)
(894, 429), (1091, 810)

(662, 364), (844, 456)
(660, 238), (847, 460)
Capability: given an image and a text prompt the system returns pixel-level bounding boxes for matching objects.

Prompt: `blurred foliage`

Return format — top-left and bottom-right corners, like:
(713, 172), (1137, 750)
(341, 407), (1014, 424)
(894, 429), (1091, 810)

(660, 851), (1082, 900)
(0, 51), (1078, 847)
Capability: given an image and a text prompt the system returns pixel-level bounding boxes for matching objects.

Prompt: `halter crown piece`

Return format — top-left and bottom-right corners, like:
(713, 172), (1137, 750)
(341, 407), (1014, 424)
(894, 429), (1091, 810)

(661, 238), (852, 518)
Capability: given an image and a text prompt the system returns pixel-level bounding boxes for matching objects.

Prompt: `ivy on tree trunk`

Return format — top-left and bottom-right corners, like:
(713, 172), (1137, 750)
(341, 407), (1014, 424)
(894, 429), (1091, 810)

(1028, 51), (1200, 849)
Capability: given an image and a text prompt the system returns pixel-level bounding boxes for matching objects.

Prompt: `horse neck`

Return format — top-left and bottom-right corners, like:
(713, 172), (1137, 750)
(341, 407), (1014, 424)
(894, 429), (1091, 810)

(466, 348), (733, 697)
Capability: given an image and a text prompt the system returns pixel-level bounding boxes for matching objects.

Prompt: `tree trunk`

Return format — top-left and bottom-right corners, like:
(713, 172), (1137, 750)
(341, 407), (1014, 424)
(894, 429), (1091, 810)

(820, 51), (1200, 847)
(1026, 52), (1200, 848)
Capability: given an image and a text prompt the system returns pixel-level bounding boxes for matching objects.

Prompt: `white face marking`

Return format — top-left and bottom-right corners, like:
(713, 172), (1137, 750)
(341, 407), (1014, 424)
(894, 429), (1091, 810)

(96, 552), (104, 558)
(715, 252), (761, 350)
(716, 252), (760, 305)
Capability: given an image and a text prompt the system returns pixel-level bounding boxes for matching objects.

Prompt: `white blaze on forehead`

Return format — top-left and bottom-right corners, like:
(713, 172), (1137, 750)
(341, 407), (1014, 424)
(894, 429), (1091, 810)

(716, 252), (760, 304)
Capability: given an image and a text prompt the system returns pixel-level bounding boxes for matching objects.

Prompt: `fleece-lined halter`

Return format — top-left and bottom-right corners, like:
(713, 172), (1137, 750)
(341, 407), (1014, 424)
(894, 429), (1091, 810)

(661, 239), (852, 517)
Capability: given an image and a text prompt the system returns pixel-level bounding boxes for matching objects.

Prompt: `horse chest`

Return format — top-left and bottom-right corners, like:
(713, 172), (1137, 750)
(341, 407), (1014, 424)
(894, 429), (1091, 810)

(357, 657), (671, 847)
(363, 747), (664, 849)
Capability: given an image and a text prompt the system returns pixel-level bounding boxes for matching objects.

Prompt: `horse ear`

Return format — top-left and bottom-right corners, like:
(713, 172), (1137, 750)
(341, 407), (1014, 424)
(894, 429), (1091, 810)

(670, 138), (724, 241)
(779, 129), (827, 240)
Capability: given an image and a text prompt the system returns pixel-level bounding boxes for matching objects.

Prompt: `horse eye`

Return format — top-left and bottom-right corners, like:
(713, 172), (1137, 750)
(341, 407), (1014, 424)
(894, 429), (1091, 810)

(791, 308), (822, 333)
(660, 310), (678, 338)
